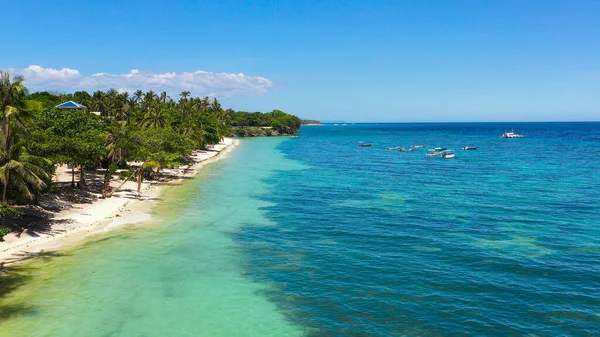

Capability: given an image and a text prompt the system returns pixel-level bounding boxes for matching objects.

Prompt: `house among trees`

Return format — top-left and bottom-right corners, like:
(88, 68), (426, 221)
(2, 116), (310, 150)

(55, 100), (88, 110)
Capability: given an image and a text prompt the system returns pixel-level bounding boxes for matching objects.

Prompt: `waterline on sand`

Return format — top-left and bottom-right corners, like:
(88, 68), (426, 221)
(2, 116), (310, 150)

(0, 137), (306, 337)
(0, 139), (238, 265)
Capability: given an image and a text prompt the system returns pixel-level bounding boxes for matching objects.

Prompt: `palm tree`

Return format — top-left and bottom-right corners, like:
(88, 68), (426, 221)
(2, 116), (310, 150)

(141, 103), (169, 129)
(179, 91), (190, 100)
(159, 91), (170, 104)
(133, 90), (143, 107)
(0, 142), (50, 202)
(90, 91), (107, 115)
(142, 90), (157, 112)
(0, 72), (42, 202)
(106, 122), (128, 163)
(0, 72), (29, 150)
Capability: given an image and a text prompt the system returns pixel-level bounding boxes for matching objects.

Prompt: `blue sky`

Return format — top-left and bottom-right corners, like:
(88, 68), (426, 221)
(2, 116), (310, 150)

(3, 0), (600, 122)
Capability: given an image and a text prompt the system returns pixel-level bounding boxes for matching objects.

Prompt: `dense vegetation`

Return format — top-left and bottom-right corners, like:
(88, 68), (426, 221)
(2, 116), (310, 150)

(0, 72), (302, 241)
(228, 110), (301, 136)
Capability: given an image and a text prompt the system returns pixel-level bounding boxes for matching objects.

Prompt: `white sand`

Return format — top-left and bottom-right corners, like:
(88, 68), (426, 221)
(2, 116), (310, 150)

(0, 138), (239, 264)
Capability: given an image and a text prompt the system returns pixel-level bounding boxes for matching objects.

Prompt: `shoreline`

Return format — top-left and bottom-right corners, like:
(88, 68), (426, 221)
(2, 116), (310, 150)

(0, 138), (240, 265)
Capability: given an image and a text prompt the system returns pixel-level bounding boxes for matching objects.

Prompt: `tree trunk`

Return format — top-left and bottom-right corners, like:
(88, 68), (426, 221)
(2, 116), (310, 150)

(3, 115), (9, 153)
(137, 169), (143, 194)
(2, 169), (9, 203)
(108, 170), (136, 197)
(101, 171), (111, 198)
(3, 116), (10, 203)
(71, 165), (75, 188)
(78, 165), (86, 189)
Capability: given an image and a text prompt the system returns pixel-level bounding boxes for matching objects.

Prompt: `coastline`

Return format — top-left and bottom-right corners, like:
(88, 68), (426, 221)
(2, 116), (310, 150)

(0, 138), (239, 265)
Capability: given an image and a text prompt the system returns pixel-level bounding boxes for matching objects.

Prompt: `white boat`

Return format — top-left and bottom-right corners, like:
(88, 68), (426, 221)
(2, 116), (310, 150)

(462, 146), (477, 150)
(501, 130), (523, 138)
(442, 153), (456, 159)
(411, 145), (426, 149)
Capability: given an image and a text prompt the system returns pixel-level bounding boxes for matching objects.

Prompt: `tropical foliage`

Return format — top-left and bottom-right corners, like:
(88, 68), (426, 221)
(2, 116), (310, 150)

(0, 72), (303, 209)
(228, 109), (302, 136)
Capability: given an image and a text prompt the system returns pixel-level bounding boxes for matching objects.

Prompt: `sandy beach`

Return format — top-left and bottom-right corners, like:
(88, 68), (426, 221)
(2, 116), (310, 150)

(0, 138), (239, 265)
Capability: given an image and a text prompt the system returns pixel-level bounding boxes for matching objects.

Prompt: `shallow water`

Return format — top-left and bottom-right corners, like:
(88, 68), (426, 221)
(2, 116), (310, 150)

(2, 123), (600, 336)
(0, 138), (306, 337)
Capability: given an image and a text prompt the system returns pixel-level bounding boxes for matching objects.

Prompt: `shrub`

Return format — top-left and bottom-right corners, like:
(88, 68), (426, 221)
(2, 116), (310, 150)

(0, 203), (24, 220)
(118, 169), (135, 180)
(0, 227), (10, 242)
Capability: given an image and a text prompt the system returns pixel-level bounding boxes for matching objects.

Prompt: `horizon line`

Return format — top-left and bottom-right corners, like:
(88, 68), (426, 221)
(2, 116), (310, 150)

(313, 120), (600, 124)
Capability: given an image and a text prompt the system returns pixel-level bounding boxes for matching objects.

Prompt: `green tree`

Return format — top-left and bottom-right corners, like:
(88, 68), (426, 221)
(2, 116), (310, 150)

(142, 103), (169, 129)
(0, 142), (51, 202)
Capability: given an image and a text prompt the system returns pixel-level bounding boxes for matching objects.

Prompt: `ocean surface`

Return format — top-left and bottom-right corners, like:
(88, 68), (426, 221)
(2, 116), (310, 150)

(1, 123), (600, 336)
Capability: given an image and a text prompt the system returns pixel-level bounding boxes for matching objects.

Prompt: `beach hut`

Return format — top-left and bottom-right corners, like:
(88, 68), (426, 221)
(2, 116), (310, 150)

(55, 101), (88, 110)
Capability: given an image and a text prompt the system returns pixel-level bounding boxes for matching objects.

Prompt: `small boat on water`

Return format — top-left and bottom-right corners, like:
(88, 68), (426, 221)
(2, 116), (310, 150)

(411, 145), (426, 149)
(462, 146), (477, 150)
(430, 147), (447, 152)
(426, 151), (444, 157)
(501, 130), (523, 138)
(399, 147), (414, 152)
(442, 153), (456, 159)
(359, 143), (373, 147)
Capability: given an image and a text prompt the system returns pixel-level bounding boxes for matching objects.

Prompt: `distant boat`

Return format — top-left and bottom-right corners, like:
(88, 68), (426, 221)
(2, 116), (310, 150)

(430, 147), (447, 152)
(426, 152), (444, 157)
(442, 153), (456, 159)
(501, 130), (523, 138)
(359, 143), (373, 147)
(411, 145), (426, 149)
(462, 146), (477, 150)
(399, 147), (414, 152)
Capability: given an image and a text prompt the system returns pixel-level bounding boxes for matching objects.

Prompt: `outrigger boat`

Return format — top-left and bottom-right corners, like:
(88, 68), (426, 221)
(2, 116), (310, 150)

(426, 151), (445, 157)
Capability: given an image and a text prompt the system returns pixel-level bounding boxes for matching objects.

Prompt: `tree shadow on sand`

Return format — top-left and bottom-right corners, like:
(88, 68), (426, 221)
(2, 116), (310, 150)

(8, 182), (102, 237)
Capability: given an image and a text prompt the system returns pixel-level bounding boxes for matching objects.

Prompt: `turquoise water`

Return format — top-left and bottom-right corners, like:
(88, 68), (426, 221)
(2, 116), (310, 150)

(2, 123), (600, 336)
(0, 138), (307, 337)
(239, 123), (600, 336)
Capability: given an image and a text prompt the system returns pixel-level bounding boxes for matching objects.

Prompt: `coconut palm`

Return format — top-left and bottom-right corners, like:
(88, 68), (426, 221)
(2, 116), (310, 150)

(0, 72), (29, 149)
(158, 91), (168, 104)
(89, 91), (108, 115)
(106, 122), (129, 163)
(0, 142), (50, 202)
(0, 72), (51, 203)
(142, 90), (157, 112)
(141, 103), (169, 129)
(179, 91), (191, 101)
(133, 90), (144, 106)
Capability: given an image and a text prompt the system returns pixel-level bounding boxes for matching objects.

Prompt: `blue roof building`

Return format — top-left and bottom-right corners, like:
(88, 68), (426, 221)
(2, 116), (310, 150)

(56, 101), (87, 110)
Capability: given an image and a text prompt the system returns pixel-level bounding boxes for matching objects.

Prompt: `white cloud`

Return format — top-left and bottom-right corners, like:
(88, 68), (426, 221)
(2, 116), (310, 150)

(4, 65), (274, 98)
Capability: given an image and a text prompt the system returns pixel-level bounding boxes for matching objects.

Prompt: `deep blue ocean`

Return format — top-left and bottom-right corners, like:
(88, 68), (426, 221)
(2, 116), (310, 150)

(2, 123), (600, 336)
(239, 123), (600, 336)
